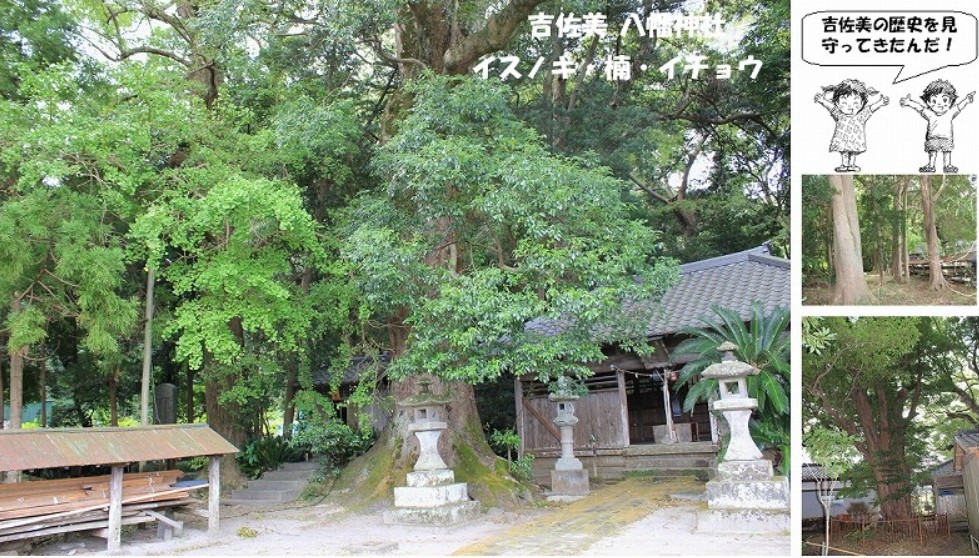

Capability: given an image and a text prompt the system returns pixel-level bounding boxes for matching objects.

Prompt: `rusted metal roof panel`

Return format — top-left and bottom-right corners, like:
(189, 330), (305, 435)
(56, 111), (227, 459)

(0, 424), (238, 472)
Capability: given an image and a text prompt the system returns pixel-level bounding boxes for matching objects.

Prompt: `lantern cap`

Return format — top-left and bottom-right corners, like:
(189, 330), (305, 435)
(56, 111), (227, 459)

(400, 378), (452, 408)
(702, 344), (759, 379)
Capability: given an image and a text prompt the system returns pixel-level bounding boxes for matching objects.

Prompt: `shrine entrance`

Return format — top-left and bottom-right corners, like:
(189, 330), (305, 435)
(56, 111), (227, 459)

(625, 371), (712, 445)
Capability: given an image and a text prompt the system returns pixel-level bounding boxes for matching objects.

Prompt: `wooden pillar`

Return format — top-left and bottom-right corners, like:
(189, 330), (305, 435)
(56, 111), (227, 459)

(208, 456), (220, 534)
(616, 369), (630, 447)
(661, 374), (676, 443)
(107, 465), (124, 552)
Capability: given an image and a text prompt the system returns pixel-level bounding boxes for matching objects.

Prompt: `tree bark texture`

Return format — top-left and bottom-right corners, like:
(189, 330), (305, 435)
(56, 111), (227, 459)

(920, 175), (948, 290)
(0, 345), (5, 429)
(829, 175), (872, 304)
(8, 295), (25, 431)
(852, 387), (915, 520)
(891, 178), (908, 283)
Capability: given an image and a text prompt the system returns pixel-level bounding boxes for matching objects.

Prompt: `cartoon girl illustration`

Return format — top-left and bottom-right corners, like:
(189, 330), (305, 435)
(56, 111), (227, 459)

(814, 79), (889, 173)
(900, 79), (975, 173)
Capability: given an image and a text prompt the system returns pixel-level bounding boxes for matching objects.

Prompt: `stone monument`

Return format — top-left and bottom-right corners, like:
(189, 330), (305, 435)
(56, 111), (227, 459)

(154, 383), (178, 424)
(696, 342), (789, 533)
(384, 379), (480, 525)
(547, 376), (590, 500)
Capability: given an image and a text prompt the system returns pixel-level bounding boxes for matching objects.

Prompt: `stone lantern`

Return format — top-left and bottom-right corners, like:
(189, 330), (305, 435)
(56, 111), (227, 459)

(696, 342), (789, 534)
(385, 379), (479, 525)
(547, 376), (589, 499)
(702, 342), (763, 462)
(402, 379), (450, 472)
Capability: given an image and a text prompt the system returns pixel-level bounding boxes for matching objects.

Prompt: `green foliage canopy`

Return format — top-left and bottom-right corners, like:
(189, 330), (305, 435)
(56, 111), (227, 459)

(343, 75), (679, 384)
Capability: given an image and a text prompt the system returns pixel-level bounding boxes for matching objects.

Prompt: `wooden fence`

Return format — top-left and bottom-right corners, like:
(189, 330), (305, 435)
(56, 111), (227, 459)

(830, 514), (950, 544)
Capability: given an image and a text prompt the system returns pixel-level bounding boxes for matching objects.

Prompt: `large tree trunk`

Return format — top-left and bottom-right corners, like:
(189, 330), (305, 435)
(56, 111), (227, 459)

(853, 388), (914, 520)
(5, 297), (26, 483)
(921, 175), (948, 290)
(872, 194), (884, 285)
(8, 296), (25, 432)
(891, 178), (908, 283)
(203, 318), (250, 486)
(204, 367), (248, 487)
(338, 314), (512, 506)
(1, 342), (5, 429)
(342, 0), (548, 507)
(186, 365), (196, 423)
(903, 182), (910, 281)
(829, 175), (873, 304)
(282, 361), (297, 440)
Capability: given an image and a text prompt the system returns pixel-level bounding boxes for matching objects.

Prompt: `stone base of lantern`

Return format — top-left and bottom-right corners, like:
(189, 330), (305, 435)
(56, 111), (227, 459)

(546, 469), (590, 501)
(385, 468), (480, 525)
(697, 460), (789, 534)
(696, 507), (790, 534)
(705, 476), (789, 510)
(384, 500), (480, 525)
(705, 461), (788, 510)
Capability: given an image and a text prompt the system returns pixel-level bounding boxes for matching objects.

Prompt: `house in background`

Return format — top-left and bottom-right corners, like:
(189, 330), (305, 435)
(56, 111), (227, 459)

(515, 244), (790, 482)
(928, 459), (968, 530)
(951, 432), (979, 541)
(2, 400), (55, 429)
(801, 463), (878, 529)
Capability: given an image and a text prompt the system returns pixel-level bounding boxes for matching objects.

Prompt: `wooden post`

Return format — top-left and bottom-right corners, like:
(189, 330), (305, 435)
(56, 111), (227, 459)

(660, 374), (676, 443)
(107, 465), (124, 553)
(615, 369), (630, 447)
(208, 456), (220, 534)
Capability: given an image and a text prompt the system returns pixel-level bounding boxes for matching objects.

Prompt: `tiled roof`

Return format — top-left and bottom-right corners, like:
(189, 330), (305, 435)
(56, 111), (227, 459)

(802, 463), (833, 482)
(931, 459), (956, 478)
(955, 431), (979, 450)
(311, 352), (391, 387)
(648, 244), (790, 336)
(526, 244), (789, 339)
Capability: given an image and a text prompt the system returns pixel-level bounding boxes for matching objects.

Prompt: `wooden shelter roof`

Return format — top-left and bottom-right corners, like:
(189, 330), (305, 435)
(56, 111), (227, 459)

(0, 424), (237, 472)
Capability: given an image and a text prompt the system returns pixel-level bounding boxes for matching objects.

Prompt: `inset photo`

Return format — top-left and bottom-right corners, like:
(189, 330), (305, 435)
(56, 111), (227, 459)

(802, 316), (979, 556)
(802, 174), (977, 306)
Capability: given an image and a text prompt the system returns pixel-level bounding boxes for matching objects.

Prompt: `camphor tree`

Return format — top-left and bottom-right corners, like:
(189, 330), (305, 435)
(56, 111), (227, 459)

(337, 75), (678, 501)
(802, 317), (948, 521)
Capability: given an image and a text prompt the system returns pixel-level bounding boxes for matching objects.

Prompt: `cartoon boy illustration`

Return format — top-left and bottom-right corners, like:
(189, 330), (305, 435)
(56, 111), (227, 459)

(814, 79), (888, 173)
(900, 79), (975, 173)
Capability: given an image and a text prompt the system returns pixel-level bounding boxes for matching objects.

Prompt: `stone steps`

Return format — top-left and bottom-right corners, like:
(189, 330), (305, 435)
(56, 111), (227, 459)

(224, 461), (318, 506)
(531, 450), (717, 485)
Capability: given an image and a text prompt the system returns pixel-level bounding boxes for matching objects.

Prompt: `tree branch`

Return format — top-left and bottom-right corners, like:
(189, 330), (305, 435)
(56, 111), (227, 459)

(443, 0), (549, 74)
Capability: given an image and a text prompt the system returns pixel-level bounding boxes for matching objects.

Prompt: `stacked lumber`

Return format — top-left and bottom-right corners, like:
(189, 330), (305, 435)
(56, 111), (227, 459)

(0, 470), (188, 522)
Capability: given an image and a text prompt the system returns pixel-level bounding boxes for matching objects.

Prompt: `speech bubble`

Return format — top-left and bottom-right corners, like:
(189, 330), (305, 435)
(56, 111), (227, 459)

(802, 11), (978, 83)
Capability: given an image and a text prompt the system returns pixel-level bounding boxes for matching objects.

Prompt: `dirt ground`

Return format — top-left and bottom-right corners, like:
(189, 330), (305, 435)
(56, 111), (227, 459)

(802, 530), (974, 556)
(803, 274), (976, 306)
(20, 477), (790, 556)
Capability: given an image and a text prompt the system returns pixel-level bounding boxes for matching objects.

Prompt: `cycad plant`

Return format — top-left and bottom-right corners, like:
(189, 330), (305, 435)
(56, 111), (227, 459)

(673, 302), (790, 473)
